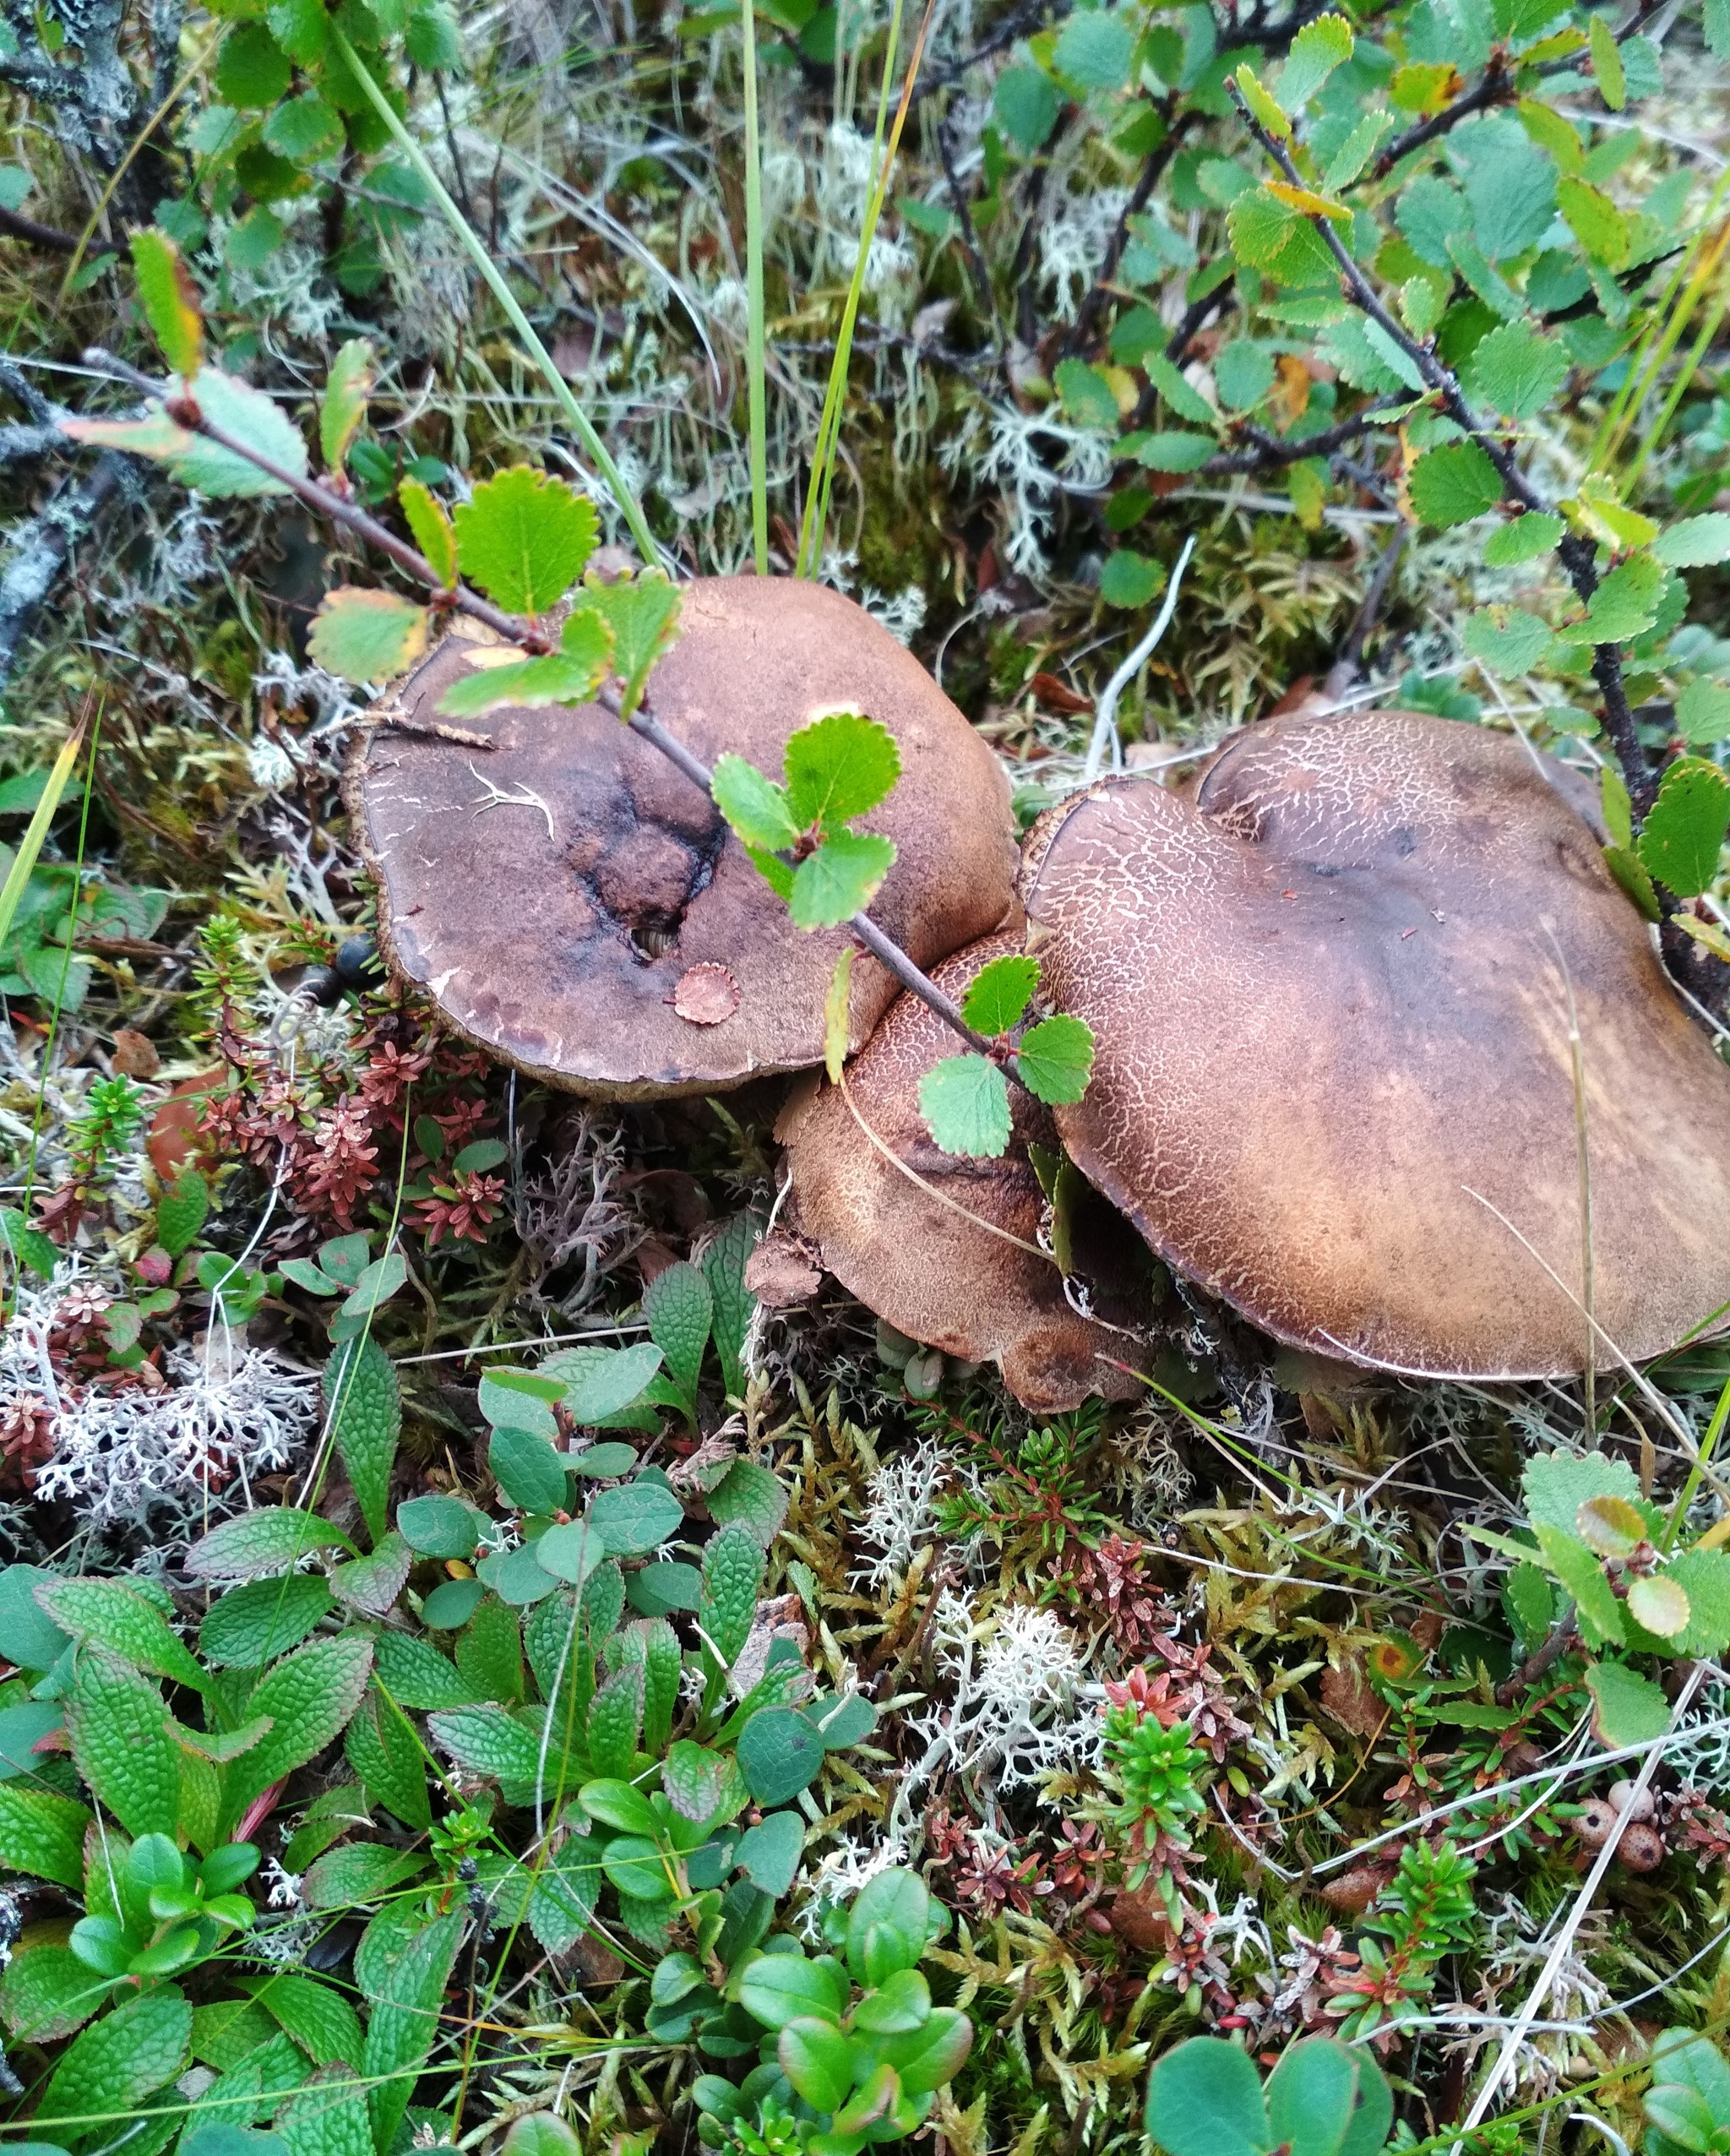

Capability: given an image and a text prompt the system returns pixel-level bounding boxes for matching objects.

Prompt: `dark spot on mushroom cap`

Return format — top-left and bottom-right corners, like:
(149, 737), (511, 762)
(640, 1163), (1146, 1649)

(345, 578), (1020, 1099)
(1020, 706), (1730, 1380)
(778, 929), (1150, 1412)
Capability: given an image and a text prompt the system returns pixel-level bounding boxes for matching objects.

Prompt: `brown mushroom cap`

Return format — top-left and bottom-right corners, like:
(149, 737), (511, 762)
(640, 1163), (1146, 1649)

(345, 578), (1018, 1098)
(1020, 706), (1730, 1380)
(777, 931), (1150, 1412)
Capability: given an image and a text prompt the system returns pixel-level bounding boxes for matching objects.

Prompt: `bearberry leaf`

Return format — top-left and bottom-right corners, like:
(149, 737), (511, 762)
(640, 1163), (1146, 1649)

(1016, 1015), (1096, 1105)
(784, 711), (901, 832)
(308, 589), (430, 685)
(790, 830), (896, 928)
(38, 1577), (206, 1691)
(186, 1507), (355, 1582)
(919, 1053), (1012, 1159)
(199, 1575), (335, 1668)
(40, 1985), (192, 2139)
(712, 754), (802, 854)
(1408, 442), (1504, 528)
(130, 229), (202, 380)
(323, 1336), (400, 1549)
(960, 953), (1038, 1036)
(1636, 756), (1730, 896)
(453, 467), (598, 614)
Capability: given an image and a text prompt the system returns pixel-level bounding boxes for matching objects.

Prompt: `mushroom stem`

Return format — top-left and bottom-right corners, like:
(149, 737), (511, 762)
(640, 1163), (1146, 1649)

(74, 347), (1007, 1071)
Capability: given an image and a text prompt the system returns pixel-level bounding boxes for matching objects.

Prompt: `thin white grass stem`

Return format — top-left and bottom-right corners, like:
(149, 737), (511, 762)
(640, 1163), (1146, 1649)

(1081, 535), (1197, 782)
(1454, 1663), (1706, 2141)
(328, 29), (661, 568)
(742, 0), (769, 573)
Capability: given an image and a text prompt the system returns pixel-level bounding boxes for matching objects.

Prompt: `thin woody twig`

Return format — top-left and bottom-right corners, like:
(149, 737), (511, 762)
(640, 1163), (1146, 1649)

(1227, 86), (1652, 814)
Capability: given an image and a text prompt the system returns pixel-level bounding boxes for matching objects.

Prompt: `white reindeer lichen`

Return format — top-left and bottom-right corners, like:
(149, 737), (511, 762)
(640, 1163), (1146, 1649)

(890, 1590), (1100, 1839)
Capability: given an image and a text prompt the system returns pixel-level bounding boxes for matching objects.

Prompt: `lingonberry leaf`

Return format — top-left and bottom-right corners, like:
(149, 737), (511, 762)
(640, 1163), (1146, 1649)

(790, 830), (897, 928)
(783, 711), (901, 832)
(1016, 1014), (1096, 1105)
(452, 467), (598, 614)
(711, 754), (802, 854)
(960, 954), (1039, 1036)
(400, 477), (457, 587)
(129, 229), (202, 380)
(1636, 756), (1730, 896)
(307, 589), (430, 685)
(918, 1053), (1011, 1159)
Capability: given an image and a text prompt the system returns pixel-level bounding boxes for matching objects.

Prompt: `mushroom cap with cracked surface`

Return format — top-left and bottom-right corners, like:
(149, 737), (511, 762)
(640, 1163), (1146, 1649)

(345, 577), (1019, 1098)
(777, 930), (1150, 1412)
(1020, 706), (1730, 1380)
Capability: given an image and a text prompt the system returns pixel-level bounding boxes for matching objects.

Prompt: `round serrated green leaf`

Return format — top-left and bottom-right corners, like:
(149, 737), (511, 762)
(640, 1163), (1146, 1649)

(918, 1053), (1011, 1159)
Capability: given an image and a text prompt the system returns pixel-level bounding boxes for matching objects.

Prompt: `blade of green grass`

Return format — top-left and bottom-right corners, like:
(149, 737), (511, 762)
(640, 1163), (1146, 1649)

(329, 27), (661, 569)
(743, 0), (769, 574)
(795, 0), (934, 577)
(0, 717), (87, 957)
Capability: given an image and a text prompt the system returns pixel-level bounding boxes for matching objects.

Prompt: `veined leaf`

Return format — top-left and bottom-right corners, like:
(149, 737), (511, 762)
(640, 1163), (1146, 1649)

(130, 229), (203, 379)
(400, 478), (457, 587)
(919, 1053), (1011, 1159)
(784, 710), (900, 832)
(318, 338), (373, 474)
(960, 953), (1038, 1036)
(453, 466), (598, 614)
(307, 589), (428, 685)
(38, 1577), (206, 1692)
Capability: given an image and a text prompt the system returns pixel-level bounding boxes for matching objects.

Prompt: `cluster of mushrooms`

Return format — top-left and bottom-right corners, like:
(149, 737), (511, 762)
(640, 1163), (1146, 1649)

(347, 577), (1730, 1411)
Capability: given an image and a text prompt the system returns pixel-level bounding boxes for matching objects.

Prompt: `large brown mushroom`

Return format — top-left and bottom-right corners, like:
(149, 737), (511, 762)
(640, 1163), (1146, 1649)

(776, 931), (1150, 1412)
(345, 578), (1018, 1098)
(1020, 706), (1730, 1380)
